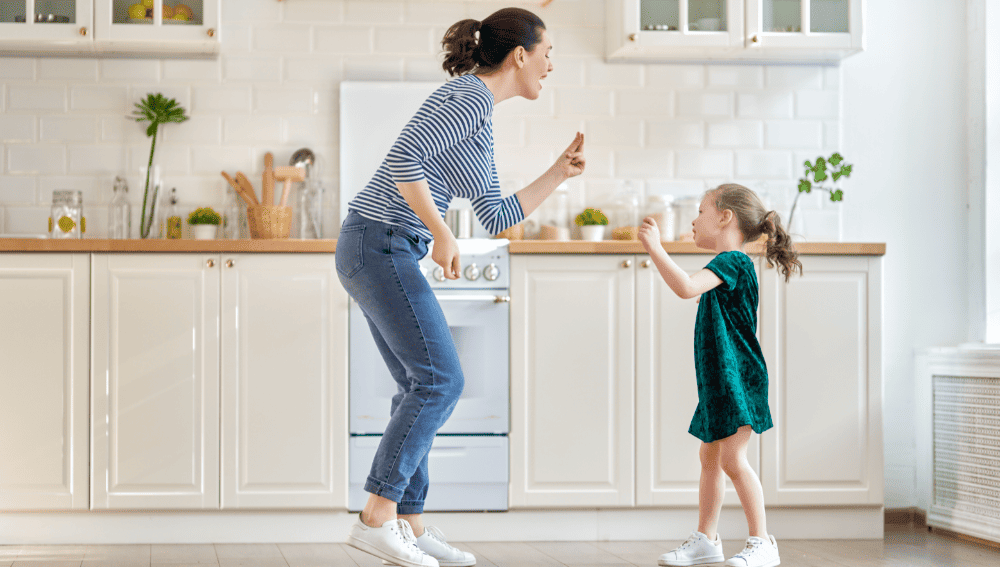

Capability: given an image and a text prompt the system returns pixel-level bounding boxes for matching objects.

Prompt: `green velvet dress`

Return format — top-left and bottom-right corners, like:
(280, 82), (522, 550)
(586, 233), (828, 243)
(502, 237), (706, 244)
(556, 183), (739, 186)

(689, 251), (773, 443)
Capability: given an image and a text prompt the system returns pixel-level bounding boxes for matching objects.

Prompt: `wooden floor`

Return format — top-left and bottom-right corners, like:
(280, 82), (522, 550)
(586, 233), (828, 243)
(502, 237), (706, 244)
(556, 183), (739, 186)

(0, 526), (996, 567)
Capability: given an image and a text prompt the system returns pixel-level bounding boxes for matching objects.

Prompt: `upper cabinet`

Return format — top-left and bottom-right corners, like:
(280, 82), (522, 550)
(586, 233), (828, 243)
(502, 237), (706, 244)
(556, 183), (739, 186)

(0, 0), (220, 56)
(607, 0), (864, 63)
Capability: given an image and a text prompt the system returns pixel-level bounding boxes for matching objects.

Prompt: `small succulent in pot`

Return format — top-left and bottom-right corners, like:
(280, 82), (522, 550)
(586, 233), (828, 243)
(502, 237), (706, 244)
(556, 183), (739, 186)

(188, 207), (222, 225)
(575, 208), (609, 226)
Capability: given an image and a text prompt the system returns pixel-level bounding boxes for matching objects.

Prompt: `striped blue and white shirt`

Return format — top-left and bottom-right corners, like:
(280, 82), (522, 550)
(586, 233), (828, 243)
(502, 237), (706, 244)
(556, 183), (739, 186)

(347, 74), (524, 241)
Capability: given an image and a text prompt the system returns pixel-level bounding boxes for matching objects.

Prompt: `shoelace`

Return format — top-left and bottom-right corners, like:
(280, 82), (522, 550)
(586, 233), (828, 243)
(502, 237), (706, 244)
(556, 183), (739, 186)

(424, 526), (460, 553)
(676, 532), (701, 551)
(395, 520), (423, 554)
(734, 539), (762, 558)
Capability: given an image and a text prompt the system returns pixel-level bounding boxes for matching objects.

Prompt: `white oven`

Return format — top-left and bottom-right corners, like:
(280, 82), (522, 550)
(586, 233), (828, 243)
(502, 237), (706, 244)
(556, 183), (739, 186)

(348, 239), (510, 512)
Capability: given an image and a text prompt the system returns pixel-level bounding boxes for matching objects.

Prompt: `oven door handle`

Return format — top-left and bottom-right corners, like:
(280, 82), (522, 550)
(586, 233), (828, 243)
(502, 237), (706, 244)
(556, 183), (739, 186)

(436, 295), (511, 303)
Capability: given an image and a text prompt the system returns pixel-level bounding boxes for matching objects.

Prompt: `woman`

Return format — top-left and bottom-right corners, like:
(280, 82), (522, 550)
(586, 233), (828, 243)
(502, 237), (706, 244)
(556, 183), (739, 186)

(339, 7), (585, 567)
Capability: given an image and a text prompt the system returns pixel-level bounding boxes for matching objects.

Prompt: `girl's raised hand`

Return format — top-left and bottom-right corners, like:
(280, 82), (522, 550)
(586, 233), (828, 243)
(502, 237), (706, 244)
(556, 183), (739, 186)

(553, 132), (586, 179)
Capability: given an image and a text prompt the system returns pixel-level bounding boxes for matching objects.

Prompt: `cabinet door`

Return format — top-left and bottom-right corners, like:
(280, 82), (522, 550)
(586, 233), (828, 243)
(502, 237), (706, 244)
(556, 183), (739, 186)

(0, 253), (89, 510)
(220, 254), (348, 509)
(636, 254), (760, 505)
(0, 0), (93, 44)
(758, 255), (883, 505)
(607, 0), (744, 59)
(745, 0), (863, 51)
(93, 0), (220, 54)
(91, 254), (220, 509)
(510, 255), (635, 508)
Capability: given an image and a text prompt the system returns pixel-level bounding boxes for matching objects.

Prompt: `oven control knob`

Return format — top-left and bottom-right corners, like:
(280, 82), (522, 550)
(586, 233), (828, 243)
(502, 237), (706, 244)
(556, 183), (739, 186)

(432, 266), (446, 282)
(464, 263), (480, 281)
(483, 263), (500, 281)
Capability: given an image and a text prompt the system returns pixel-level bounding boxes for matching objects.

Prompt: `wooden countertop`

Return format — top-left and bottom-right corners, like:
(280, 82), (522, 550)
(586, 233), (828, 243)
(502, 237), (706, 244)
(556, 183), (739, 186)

(0, 238), (885, 255)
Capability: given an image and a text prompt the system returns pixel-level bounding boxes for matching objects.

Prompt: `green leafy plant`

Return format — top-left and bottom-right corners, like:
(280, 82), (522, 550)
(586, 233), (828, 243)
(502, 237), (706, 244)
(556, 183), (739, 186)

(132, 93), (189, 238)
(188, 207), (222, 225)
(789, 152), (853, 229)
(575, 208), (608, 226)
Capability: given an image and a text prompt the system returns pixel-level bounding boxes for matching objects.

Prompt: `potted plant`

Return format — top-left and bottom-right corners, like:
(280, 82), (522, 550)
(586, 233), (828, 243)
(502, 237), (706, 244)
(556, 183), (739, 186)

(789, 152), (853, 232)
(188, 207), (222, 240)
(575, 208), (608, 241)
(132, 93), (189, 238)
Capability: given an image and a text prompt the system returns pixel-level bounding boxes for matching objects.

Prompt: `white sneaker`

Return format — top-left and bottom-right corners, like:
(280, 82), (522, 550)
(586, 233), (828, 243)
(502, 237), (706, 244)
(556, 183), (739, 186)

(347, 516), (439, 567)
(658, 531), (725, 566)
(382, 526), (476, 567)
(724, 535), (780, 567)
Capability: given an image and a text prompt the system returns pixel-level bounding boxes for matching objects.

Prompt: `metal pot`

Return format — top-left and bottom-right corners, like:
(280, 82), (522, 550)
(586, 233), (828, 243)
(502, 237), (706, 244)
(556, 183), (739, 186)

(445, 208), (473, 239)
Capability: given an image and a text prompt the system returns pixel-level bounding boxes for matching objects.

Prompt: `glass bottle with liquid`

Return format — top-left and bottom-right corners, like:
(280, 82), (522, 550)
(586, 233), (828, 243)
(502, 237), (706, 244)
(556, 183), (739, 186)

(108, 176), (131, 239)
(164, 188), (182, 240)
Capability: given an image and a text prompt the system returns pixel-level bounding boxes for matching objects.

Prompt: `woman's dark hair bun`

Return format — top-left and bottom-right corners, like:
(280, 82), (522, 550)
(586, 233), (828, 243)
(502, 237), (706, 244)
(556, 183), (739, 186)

(442, 8), (545, 77)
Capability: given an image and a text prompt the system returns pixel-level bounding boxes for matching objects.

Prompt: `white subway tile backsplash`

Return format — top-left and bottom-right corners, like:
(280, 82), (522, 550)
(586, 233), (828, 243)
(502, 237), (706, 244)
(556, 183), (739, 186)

(495, 90), (554, 118)
(765, 66), (823, 90)
(3, 206), (49, 235)
(38, 59), (98, 82)
(71, 86), (128, 112)
(587, 61), (642, 88)
(404, 1), (464, 24)
(220, 24), (252, 53)
(550, 26), (604, 57)
(616, 90), (673, 117)
(101, 60), (160, 82)
(191, 146), (253, 174)
(493, 117), (525, 146)
(254, 26), (313, 53)
(0, 115), (36, 143)
(225, 116), (283, 144)
(676, 92), (732, 118)
(824, 121), (841, 149)
(284, 115), (337, 147)
(556, 88), (612, 116)
(0, 59), (34, 80)
(404, 57), (452, 82)
(616, 149), (673, 178)
(284, 0), (344, 23)
(314, 27), (373, 53)
(68, 145), (126, 174)
(646, 65), (705, 89)
(646, 120), (704, 148)
(765, 121), (823, 148)
(313, 89), (339, 116)
(40, 116), (97, 143)
(494, 146), (557, 180)
(164, 115), (223, 144)
(543, 58), (584, 87)
(345, 1), (404, 23)
(37, 176), (102, 206)
(707, 121), (763, 148)
(223, 0), (281, 23)
(8, 145), (66, 175)
(254, 88), (313, 114)
(527, 119), (587, 147)
(375, 27), (435, 54)
(8, 86), (66, 111)
(796, 90), (839, 118)
(193, 87), (252, 113)
(0, 176), (35, 204)
(285, 57), (345, 84)
(675, 150), (733, 178)
(707, 66), (763, 89)
(223, 55), (282, 83)
(101, 116), (126, 143)
(343, 56), (404, 81)
(162, 60), (221, 83)
(824, 66), (841, 90)
(585, 119), (641, 147)
(737, 92), (793, 119)
(128, 144), (191, 175)
(736, 150), (793, 178)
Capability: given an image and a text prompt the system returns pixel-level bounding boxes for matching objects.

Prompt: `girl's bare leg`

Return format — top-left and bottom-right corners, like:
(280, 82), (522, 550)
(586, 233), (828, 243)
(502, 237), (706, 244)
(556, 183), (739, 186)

(697, 440), (726, 540)
(718, 425), (767, 538)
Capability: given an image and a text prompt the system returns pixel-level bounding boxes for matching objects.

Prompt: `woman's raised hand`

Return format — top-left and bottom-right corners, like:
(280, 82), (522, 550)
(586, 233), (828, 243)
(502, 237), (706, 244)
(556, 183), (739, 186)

(553, 132), (586, 179)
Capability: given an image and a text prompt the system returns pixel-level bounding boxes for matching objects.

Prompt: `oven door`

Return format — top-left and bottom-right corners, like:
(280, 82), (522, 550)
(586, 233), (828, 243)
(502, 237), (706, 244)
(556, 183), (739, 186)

(349, 289), (510, 434)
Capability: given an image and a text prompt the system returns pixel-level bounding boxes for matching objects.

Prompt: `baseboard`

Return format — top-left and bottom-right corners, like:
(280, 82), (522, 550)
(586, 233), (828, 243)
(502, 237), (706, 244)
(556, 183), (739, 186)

(929, 526), (1000, 550)
(884, 506), (926, 528)
(0, 507), (884, 545)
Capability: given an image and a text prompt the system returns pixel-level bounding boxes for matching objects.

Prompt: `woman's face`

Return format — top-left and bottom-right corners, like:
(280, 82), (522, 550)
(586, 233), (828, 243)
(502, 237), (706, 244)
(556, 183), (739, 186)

(517, 29), (553, 100)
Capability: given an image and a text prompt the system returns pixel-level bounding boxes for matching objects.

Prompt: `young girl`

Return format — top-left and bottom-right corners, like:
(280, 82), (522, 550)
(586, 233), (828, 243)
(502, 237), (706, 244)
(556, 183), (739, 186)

(638, 184), (801, 567)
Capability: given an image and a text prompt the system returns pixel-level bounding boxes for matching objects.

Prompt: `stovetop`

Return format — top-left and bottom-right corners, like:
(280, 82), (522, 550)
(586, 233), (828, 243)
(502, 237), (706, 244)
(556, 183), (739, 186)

(420, 238), (509, 290)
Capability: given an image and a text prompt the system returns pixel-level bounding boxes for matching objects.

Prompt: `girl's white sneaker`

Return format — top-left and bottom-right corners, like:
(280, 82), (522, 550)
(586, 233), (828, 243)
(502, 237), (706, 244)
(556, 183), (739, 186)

(724, 535), (780, 567)
(382, 526), (476, 567)
(347, 516), (439, 567)
(658, 531), (726, 566)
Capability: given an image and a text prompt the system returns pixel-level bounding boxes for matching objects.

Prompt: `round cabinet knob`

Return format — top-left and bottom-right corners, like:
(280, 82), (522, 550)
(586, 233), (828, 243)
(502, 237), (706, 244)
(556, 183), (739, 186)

(483, 263), (501, 281)
(225, 259), (234, 268)
(622, 259), (633, 268)
(206, 259), (215, 268)
(207, 28), (216, 38)
(79, 27), (87, 36)
(433, 266), (446, 282)
(752, 34), (759, 43)
(641, 260), (652, 268)
(464, 263), (480, 281)
(629, 33), (637, 42)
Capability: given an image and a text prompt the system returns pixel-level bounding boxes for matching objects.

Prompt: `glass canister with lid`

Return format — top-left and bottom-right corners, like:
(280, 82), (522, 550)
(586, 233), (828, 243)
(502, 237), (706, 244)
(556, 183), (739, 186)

(610, 180), (641, 240)
(644, 193), (676, 241)
(49, 190), (85, 239)
(674, 195), (701, 242)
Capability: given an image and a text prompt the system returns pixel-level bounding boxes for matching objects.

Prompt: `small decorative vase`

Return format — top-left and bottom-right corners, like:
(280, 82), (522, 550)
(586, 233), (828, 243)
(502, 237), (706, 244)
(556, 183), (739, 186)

(580, 225), (605, 241)
(192, 224), (217, 240)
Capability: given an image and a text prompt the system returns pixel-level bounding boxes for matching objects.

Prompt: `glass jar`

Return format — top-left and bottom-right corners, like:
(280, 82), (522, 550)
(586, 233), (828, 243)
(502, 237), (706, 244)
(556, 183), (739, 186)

(222, 185), (243, 239)
(610, 181), (641, 240)
(645, 194), (676, 241)
(674, 196), (701, 242)
(108, 176), (131, 239)
(295, 179), (325, 239)
(49, 190), (84, 239)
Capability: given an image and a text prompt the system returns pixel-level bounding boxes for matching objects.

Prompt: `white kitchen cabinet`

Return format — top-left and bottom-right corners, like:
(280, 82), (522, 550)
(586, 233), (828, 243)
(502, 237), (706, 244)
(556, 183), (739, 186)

(606, 0), (863, 62)
(0, 254), (90, 511)
(510, 254), (636, 508)
(0, 0), (220, 55)
(635, 254), (760, 506)
(220, 254), (348, 509)
(91, 254), (221, 509)
(91, 253), (349, 510)
(758, 254), (883, 505)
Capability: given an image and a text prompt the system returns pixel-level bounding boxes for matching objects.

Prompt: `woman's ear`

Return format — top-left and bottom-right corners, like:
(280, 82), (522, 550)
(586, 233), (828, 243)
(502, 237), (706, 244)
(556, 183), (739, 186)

(513, 46), (526, 67)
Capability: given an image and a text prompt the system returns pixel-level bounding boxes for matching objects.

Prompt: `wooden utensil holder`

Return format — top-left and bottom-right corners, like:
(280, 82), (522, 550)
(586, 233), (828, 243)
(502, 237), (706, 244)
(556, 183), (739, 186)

(248, 205), (292, 239)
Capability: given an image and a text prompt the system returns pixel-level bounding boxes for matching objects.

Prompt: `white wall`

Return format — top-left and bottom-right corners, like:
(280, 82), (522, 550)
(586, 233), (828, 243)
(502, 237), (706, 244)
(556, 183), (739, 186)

(0, 0), (974, 509)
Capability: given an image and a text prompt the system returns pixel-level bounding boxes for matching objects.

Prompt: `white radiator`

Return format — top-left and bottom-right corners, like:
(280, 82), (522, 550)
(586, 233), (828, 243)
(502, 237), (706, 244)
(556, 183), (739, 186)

(929, 374), (1000, 542)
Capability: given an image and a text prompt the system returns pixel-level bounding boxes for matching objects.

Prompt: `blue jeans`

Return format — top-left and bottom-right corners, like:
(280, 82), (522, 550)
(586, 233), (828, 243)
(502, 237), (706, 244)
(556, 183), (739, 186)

(336, 211), (464, 515)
